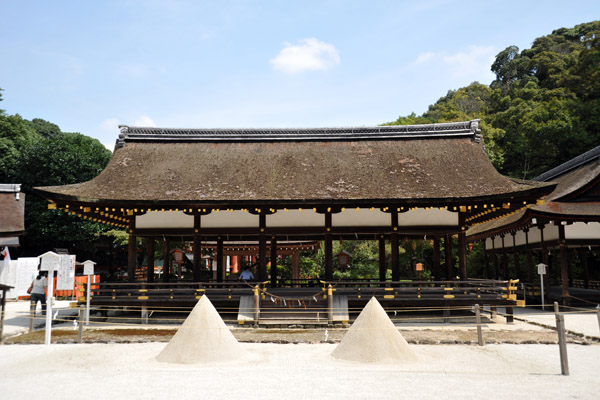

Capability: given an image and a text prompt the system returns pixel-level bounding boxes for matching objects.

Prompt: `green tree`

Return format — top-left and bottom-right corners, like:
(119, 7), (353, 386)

(12, 131), (113, 258)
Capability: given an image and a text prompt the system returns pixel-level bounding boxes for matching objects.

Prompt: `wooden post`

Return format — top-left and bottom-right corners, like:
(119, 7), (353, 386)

(327, 284), (334, 324)
(29, 300), (34, 333)
(525, 229), (533, 283)
(433, 238), (441, 282)
(270, 237), (277, 287)
(539, 224), (549, 308)
(512, 232), (520, 280)
(554, 302), (569, 376)
(324, 212), (333, 282)
(378, 235), (387, 284)
(258, 214), (267, 282)
(558, 224), (570, 303)
(146, 238), (155, 283)
(492, 237), (499, 279)
(193, 214), (201, 282)
(582, 251), (590, 289)
(77, 307), (84, 343)
(0, 288), (7, 343)
(475, 304), (484, 346)
(391, 211), (400, 282)
(483, 243), (489, 279)
(127, 219), (137, 282)
(253, 285), (260, 327)
(445, 234), (452, 281)
(217, 236), (224, 283)
(501, 234), (508, 279)
(162, 238), (170, 283)
(291, 251), (300, 287)
(458, 231), (467, 281)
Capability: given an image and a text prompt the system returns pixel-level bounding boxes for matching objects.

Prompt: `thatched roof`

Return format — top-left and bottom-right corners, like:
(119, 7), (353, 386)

(0, 184), (25, 238)
(34, 120), (552, 209)
(467, 145), (600, 239)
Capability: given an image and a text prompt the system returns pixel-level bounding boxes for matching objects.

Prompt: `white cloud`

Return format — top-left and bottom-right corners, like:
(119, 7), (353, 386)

(117, 64), (153, 78)
(415, 51), (435, 64)
(100, 117), (120, 132)
(133, 115), (157, 127)
(413, 45), (496, 81)
(270, 38), (340, 74)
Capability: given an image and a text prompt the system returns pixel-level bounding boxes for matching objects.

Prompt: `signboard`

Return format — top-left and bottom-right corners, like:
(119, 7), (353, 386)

(56, 255), (76, 290)
(83, 263), (94, 276)
(40, 252), (60, 271)
(537, 263), (547, 275)
(174, 250), (183, 262)
(415, 262), (424, 272)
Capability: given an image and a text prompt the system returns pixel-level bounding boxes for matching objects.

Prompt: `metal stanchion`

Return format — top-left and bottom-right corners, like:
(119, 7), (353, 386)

(554, 301), (569, 376)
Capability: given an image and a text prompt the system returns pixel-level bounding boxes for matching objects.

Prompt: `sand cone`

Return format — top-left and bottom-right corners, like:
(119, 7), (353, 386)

(331, 296), (417, 363)
(156, 295), (245, 364)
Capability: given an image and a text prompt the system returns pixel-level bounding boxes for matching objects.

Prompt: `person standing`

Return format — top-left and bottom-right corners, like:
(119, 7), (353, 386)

(30, 272), (48, 316)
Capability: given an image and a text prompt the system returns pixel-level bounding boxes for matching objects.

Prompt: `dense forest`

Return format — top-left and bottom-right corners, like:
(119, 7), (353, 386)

(1, 21), (599, 280)
(387, 21), (600, 180)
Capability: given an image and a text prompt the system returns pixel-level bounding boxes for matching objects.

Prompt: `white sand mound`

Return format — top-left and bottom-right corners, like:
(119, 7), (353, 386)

(331, 296), (417, 363)
(156, 295), (245, 364)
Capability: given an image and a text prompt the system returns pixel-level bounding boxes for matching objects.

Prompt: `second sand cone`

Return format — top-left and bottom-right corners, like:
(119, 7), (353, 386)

(156, 295), (245, 364)
(331, 296), (417, 363)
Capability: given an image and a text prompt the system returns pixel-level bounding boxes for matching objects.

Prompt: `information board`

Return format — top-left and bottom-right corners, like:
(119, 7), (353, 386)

(56, 255), (76, 290)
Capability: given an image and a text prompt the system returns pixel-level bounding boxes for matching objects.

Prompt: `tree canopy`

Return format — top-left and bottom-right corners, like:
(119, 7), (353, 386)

(388, 21), (600, 179)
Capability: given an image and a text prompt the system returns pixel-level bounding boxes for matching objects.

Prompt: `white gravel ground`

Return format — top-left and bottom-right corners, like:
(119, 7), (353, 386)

(1, 342), (598, 400)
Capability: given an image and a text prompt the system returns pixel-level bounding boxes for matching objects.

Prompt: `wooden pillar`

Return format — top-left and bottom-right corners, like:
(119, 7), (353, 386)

(378, 235), (387, 283)
(558, 224), (570, 301)
(270, 237), (277, 287)
(391, 212), (400, 281)
(162, 238), (170, 283)
(231, 256), (239, 274)
(540, 224), (550, 291)
(324, 212), (333, 282)
(433, 238), (441, 281)
(512, 232), (520, 280)
(146, 238), (155, 283)
(483, 242), (489, 279)
(582, 250), (590, 289)
(524, 228), (533, 283)
(445, 234), (452, 281)
(216, 236), (224, 282)
(458, 231), (467, 281)
(258, 214), (267, 282)
(193, 214), (202, 282)
(492, 237), (499, 279)
(127, 219), (137, 282)
(291, 250), (300, 287)
(501, 234), (509, 279)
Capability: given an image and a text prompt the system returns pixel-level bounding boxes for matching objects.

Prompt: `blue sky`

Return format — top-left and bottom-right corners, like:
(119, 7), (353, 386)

(1, 0), (599, 150)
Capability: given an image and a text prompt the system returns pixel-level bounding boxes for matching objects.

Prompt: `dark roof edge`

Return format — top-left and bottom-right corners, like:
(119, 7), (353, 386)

(116, 120), (482, 147)
(535, 145), (600, 182)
